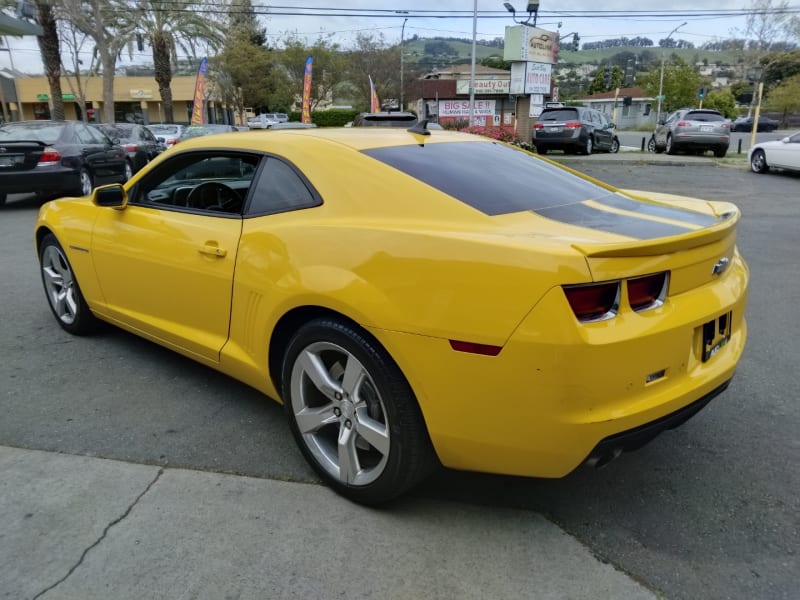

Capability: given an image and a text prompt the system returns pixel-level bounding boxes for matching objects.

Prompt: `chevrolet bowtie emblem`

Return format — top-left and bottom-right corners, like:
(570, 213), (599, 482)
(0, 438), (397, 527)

(712, 257), (730, 276)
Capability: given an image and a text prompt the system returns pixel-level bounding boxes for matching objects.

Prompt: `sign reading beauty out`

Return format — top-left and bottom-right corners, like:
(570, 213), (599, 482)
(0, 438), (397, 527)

(455, 79), (511, 95)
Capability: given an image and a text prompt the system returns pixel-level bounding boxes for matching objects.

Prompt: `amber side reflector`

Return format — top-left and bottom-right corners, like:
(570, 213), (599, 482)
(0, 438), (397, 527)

(449, 340), (503, 356)
(628, 272), (668, 312)
(563, 281), (620, 322)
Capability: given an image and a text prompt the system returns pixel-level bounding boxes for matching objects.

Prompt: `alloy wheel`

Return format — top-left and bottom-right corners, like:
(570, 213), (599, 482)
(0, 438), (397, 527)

(290, 341), (391, 486)
(41, 244), (78, 325)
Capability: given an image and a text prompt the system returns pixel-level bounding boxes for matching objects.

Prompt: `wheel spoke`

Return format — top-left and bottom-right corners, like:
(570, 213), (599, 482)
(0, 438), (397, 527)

(354, 409), (390, 456)
(295, 403), (338, 434)
(337, 423), (359, 484)
(64, 288), (78, 320)
(42, 266), (63, 290)
(298, 349), (342, 400)
(341, 354), (365, 398)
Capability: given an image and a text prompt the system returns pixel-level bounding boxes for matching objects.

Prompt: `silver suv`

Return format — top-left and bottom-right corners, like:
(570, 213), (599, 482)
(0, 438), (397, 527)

(650, 108), (730, 157)
(533, 107), (619, 155)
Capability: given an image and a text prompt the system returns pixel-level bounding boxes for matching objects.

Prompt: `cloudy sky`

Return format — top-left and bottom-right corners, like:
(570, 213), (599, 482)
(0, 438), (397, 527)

(0, 1), (776, 73)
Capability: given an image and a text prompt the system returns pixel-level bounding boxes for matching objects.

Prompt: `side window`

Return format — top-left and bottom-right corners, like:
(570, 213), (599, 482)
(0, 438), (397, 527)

(75, 123), (97, 144)
(133, 152), (260, 214)
(247, 157), (320, 216)
(591, 111), (603, 127)
(88, 126), (110, 144)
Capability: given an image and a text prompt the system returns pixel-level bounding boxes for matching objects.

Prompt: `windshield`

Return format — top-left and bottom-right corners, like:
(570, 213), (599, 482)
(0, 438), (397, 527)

(0, 122), (64, 143)
(685, 112), (725, 122)
(148, 125), (181, 135)
(537, 109), (579, 122)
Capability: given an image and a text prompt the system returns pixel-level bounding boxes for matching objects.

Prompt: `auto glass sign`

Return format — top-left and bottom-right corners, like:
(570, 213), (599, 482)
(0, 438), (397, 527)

(438, 100), (496, 118)
(503, 25), (558, 64)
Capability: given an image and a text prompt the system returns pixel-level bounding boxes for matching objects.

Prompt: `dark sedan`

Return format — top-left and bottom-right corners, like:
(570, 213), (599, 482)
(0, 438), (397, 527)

(0, 120), (130, 206)
(96, 123), (165, 173)
(731, 115), (780, 132)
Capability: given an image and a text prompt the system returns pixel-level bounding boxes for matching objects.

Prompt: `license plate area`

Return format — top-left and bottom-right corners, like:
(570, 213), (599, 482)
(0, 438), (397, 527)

(0, 155), (23, 167)
(702, 311), (732, 362)
(700, 125), (713, 132)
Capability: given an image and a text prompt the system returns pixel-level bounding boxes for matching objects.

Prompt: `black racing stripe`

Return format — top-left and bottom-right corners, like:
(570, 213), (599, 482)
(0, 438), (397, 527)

(535, 203), (694, 240)
(600, 194), (720, 226)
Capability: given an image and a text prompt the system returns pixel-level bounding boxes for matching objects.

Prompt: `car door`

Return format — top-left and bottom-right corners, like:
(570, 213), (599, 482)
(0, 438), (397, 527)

(593, 111), (612, 149)
(90, 151), (260, 361)
(769, 132), (800, 170)
(655, 111), (678, 146)
(72, 122), (110, 178)
(82, 123), (126, 184)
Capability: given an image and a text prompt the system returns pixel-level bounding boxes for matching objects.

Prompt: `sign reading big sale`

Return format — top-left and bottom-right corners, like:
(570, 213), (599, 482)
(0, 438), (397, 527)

(438, 99), (496, 118)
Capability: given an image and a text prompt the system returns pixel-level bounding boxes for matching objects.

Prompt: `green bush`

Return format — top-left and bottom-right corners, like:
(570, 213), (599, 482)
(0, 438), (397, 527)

(289, 109), (361, 127)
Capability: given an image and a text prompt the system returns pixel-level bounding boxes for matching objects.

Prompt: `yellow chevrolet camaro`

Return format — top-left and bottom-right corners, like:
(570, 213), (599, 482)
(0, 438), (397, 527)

(35, 126), (748, 504)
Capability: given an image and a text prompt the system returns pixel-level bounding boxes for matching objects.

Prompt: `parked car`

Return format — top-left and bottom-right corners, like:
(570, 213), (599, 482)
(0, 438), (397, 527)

(96, 123), (165, 173)
(731, 115), (779, 132)
(532, 106), (619, 155)
(146, 123), (185, 148)
(351, 112), (418, 127)
(247, 114), (280, 129)
(650, 108), (730, 157)
(0, 119), (130, 206)
(749, 131), (800, 174)
(264, 122), (318, 130)
(178, 124), (238, 141)
(34, 128), (748, 504)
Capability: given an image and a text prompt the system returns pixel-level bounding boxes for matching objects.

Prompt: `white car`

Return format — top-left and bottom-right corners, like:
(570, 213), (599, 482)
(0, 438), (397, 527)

(145, 124), (184, 148)
(749, 131), (800, 174)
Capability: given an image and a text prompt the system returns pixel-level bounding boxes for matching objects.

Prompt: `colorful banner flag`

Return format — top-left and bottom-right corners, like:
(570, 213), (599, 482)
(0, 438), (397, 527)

(301, 56), (313, 124)
(190, 57), (209, 125)
(369, 75), (380, 113)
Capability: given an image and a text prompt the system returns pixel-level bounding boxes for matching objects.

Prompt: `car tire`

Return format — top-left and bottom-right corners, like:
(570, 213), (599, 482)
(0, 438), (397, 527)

(536, 146), (548, 155)
(77, 168), (93, 196)
(750, 149), (769, 173)
(665, 134), (677, 155)
(713, 146), (728, 158)
(582, 136), (593, 155)
(281, 317), (435, 505)
(0, 192), (6, 207)
(39, 233), (98, 335)
(610, 137), (620, 153)
(124, 160), (134, 181)
(647, 136), (657, 153)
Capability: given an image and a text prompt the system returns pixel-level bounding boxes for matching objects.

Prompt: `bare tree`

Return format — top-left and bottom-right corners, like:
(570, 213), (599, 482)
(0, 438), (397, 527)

(61, 0), (137, 123)
(58, 20), (98, 122)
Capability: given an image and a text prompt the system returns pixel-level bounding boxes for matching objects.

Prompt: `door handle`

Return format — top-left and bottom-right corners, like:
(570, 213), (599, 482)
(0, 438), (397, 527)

(198, 244), (227, 258)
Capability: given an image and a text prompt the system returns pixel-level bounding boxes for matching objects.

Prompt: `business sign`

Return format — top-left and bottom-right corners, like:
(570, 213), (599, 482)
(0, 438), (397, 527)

(438, 99), (496, 118)
(503, 25), (559, 64)
(455, 79), (511, 95)
(130, 88), (153, 99)
(510, 62), (552, 95)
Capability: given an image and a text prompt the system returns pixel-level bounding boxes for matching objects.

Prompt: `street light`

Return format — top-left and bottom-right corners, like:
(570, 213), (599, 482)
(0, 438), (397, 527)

(400, 16), (408, 110)
(656, 21), (687, 125)
(503, 1), (540, 28)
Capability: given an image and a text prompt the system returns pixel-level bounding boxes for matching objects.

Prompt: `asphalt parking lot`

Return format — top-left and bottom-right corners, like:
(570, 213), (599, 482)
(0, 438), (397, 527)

(1, 157), (798, 599)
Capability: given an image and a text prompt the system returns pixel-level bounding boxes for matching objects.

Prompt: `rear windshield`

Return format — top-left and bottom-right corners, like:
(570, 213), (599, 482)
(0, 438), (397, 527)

(537, 109), (579, 122)
(149, 125), (180, 135)
(0, 122), (64, 144)
(363, 141), (609, 215)
(685, 111), (725, 122)
(99, 125), (134, 140)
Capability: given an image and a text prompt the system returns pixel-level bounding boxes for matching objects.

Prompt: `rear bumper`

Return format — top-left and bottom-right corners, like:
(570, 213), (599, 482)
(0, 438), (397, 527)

(584, 378), (730, 467)
(673, 133), (729, 148)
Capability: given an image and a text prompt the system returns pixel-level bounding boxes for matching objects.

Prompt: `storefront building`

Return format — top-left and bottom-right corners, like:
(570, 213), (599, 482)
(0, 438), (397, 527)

(10, 75), (236, 125)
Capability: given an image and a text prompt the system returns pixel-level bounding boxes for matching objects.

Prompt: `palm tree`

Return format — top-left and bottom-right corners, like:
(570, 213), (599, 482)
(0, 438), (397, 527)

(33, 1), (64, 120)
(129, 1), (224, 123)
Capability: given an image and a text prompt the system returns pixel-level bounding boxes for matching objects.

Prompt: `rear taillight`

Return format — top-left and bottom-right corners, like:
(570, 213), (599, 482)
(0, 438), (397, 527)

(123, 144), (138, 152)
(676, 121), (689, 127)
(37, 148), (62, 167)
(721, 122), (730, 129)
(563, 281), (620, 322)
(166, 139), (178, 146)
(628, 272), (669, 312)
(565, 121), (582, 129)
(533, 123), (544, 130)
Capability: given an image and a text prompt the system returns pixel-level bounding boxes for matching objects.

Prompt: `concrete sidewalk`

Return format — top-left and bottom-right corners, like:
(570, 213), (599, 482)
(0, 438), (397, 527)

(0, 445), (657, 600)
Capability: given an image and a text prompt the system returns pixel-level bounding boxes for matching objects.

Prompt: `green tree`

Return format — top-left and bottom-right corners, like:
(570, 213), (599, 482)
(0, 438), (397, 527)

(702, 89), (737, 118)
(279, 35), (348, 112)
(765, 74), (800, 124)
(124, 1), (223, 123)
(344, 33), (401, 111)
(639, 58), (702, 113)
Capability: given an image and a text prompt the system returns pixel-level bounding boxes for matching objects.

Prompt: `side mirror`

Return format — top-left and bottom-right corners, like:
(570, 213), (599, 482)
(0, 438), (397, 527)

(782, 137), (791, 143)
(608, 122), (616, 129)
(658, 118), (666, 126)
(92, 183), (128, 210)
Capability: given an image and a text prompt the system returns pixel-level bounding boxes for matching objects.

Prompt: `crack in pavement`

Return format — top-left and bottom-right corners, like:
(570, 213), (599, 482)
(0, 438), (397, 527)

(31, 467), (165, 600)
